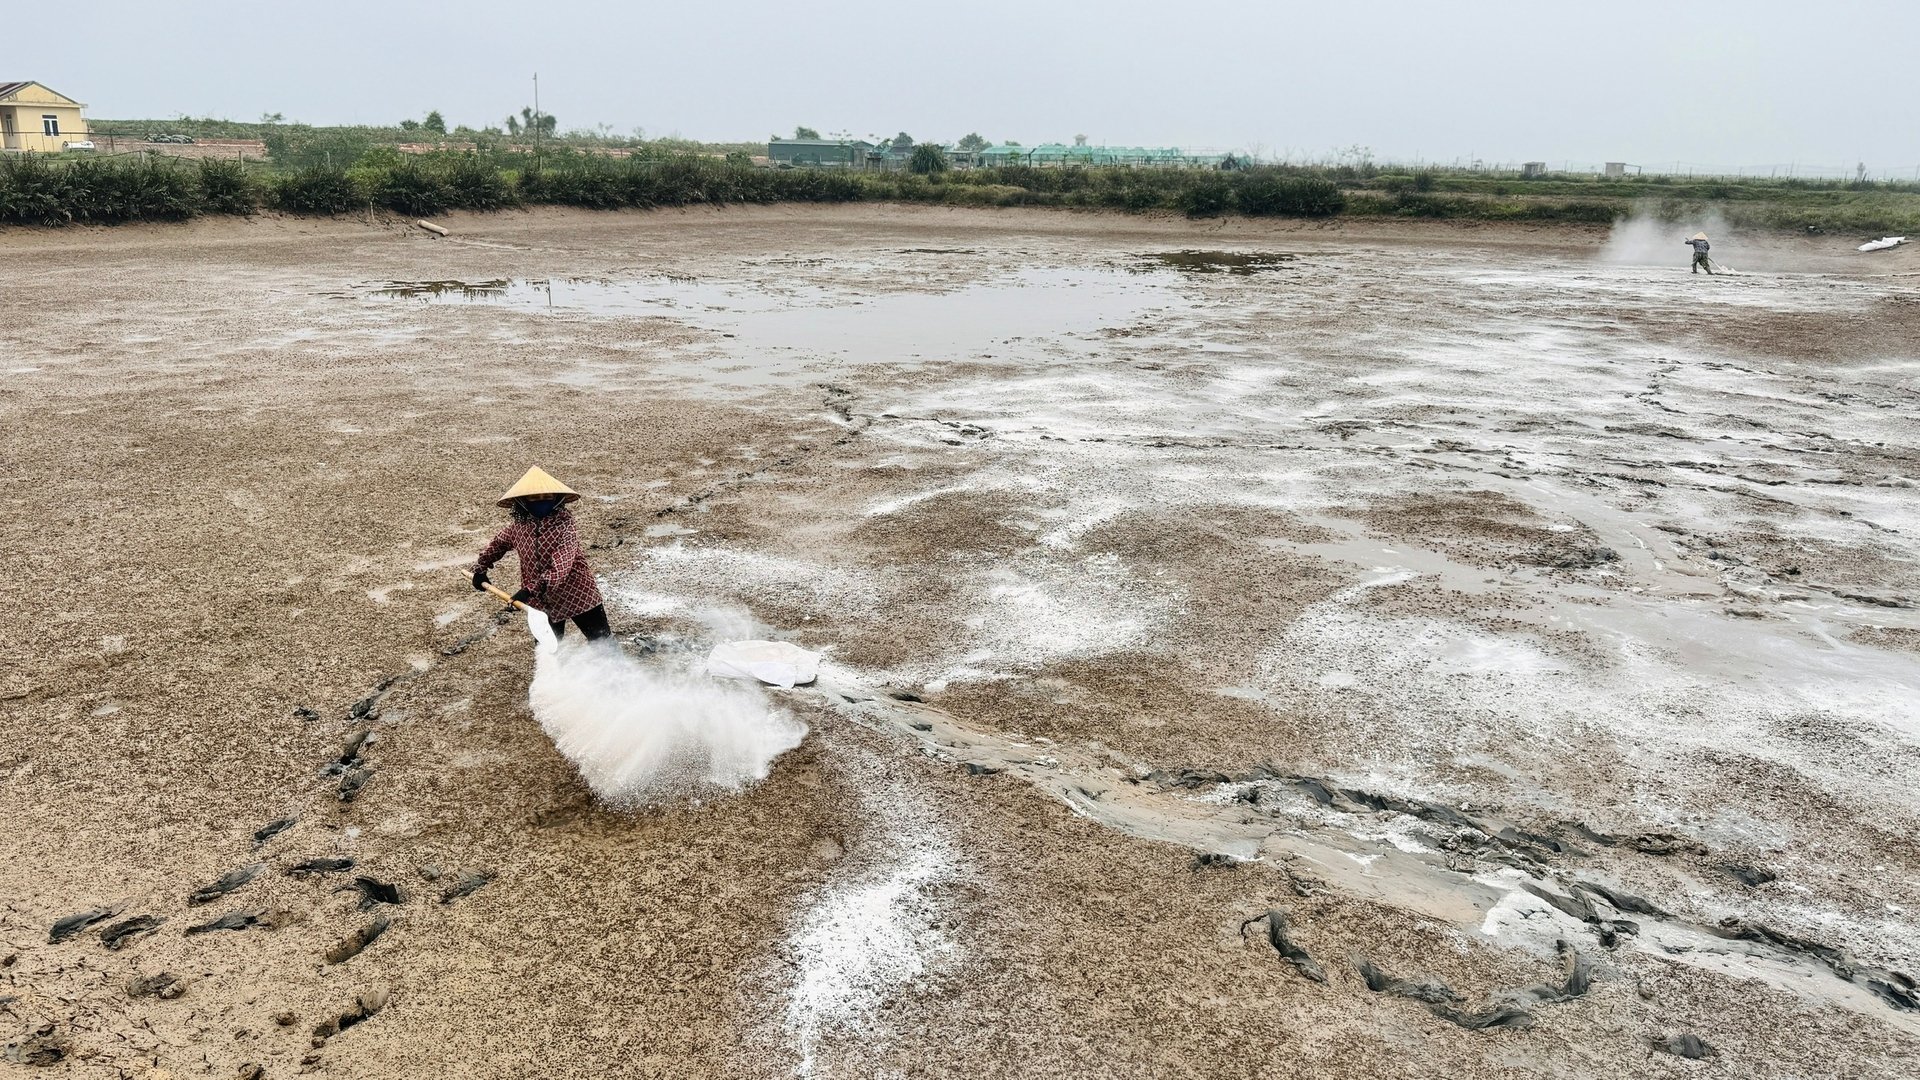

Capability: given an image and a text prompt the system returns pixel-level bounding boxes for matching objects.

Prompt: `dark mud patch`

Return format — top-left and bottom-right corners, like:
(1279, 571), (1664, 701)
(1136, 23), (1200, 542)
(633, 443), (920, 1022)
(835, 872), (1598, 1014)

(288, 857), (356, 876)
(188, 862), (265, 905)
(1137, 250), (1299, 275)
(99, 914), (165, 950)
(348, 876), (405, 909)
(49, 906), (121, 944)
(3, 1026), (69, 1067)
(368, 279), (510, 299)
(1650, 1032), (1718, 1059)
(439, 872), (493, 905)
(324, 916), (391, 964)
(253, 815), (298, 845)
(185, 908), (275, 935)
(126, 972), (183, 999)
(1239, 908), (1325, 982)
(852, 491), (1036, 558)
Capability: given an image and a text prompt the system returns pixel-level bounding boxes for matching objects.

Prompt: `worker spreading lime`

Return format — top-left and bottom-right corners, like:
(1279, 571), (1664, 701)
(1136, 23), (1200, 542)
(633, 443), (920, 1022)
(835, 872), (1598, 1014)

(1687, 232), (1714, 275)
(470, 466), (612, 642)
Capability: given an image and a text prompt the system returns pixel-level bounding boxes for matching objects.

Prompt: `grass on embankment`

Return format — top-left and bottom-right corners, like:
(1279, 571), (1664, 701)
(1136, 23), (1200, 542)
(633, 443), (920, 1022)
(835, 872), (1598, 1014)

(5, 151), (1918, 235)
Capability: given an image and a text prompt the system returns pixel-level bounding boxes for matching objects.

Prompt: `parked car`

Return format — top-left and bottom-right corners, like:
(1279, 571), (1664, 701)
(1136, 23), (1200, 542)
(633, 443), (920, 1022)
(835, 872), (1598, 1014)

(62, 140), (95, 151)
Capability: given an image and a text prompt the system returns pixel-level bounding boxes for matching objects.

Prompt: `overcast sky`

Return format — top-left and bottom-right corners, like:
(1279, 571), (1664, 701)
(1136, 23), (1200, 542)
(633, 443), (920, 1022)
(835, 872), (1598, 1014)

(31, 1), (1920, 171)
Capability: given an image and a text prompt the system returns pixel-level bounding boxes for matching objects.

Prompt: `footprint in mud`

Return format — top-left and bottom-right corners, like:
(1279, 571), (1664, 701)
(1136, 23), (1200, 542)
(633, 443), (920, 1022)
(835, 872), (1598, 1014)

(185, 909), (275, 935)
(345, 877), (405, 909)
(288, 857), (357, 876)
(126, 972), (184, 999)
(323, 915), (390, 964)
(1650, 1033), (1718, 1059)
(311, 986), (389, 1042)
(337, 766), (375, 802)
(2, 1025), (69, 1067)
(335, 729), (373, 768)
(1720, 863), (1777, 887)
(49, 906), (122, 944)
(187, 863), (265, 905)
(253, 816), (298, 846)
(439, 873), (492, 905)
(98, 915), (165, 950)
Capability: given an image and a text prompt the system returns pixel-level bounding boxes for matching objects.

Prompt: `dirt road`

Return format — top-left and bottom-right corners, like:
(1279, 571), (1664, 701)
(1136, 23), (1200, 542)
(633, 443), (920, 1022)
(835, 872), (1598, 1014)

(2, 205), (1916, 1077)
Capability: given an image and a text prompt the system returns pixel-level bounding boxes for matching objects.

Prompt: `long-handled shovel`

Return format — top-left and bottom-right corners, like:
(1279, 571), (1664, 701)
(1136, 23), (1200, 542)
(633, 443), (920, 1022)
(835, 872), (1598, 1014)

(463, 574), (560, 654)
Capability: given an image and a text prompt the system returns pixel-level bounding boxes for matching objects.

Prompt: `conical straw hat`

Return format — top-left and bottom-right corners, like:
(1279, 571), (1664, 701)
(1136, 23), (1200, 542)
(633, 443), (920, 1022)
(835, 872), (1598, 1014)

(1691, 232), (1709, 240)
(497, 466), (580, 507)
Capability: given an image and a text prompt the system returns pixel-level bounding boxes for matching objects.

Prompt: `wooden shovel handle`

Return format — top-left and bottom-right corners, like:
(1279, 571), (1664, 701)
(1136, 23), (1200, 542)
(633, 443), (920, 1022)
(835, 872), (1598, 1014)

(462, 573), (532, 612)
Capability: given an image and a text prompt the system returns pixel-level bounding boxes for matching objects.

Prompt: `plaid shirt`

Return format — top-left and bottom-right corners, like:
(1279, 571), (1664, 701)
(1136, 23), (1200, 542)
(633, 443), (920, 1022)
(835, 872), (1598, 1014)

(473, 509), (604, 622)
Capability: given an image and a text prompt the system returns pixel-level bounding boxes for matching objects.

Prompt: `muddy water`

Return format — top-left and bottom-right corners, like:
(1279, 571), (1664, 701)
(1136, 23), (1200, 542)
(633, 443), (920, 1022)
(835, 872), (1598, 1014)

(358, 266), (1181, 372)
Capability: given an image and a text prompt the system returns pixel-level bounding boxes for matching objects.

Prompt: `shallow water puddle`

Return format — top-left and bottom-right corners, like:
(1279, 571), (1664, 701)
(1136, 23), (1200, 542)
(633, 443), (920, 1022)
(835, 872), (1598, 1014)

(355, 269), (1189, 367)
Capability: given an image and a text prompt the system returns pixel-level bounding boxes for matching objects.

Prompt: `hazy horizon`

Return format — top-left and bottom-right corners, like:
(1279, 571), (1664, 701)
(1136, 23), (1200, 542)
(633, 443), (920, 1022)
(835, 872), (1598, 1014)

(29, 0), (1920, 173)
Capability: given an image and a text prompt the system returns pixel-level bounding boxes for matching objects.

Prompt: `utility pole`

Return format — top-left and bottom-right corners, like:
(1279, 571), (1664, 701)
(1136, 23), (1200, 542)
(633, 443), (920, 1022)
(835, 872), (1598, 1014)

(533, 72), (541, 167)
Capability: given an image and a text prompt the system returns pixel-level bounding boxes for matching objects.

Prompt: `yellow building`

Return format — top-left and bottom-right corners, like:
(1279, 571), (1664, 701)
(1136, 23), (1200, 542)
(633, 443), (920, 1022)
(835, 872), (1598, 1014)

(0, 81), (90, 152)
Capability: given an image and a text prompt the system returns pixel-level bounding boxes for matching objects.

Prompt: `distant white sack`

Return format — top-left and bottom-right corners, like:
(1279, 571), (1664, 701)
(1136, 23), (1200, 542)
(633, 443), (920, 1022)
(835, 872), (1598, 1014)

(1858, 236), (1907, 252)
(706, 640), (821, 688)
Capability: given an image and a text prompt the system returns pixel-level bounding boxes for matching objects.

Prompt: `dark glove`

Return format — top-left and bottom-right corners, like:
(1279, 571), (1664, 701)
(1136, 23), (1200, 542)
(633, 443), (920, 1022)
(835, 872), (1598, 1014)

(471, 569), (490, 591)
(509, 588), (532, 605)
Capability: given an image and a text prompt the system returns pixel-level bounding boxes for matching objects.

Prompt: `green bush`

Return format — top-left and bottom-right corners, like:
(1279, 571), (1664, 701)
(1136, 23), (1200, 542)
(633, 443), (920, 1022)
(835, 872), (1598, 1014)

(0, 155), (200, 224)
(909, 144), (949, 175)
(196, 158), (259, 215)
(1178, 172), (1233, 217)
(374, 158), (454, 216)
(0, 154), (74, 225)
(9, 145), (1916, 231)
(445, 152), (515, 210)
(273, 165), (364, 214)
(1234, 172), (1343, 216)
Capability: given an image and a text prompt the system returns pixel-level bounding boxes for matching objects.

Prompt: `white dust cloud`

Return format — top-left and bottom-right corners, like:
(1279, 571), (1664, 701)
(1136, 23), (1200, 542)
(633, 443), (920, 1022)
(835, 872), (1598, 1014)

(527, 640), (806, 806)
(1600, 206), (1734, 267)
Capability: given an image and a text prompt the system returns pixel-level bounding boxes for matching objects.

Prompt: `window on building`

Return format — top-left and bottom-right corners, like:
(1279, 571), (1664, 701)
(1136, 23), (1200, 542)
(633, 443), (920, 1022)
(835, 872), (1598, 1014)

(42, 115), (60, 136)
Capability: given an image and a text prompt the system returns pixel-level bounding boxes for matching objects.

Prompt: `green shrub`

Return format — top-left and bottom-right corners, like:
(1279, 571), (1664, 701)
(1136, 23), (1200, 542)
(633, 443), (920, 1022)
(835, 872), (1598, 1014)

(909, 144), (949, 175)
(374, 158), (454, 216)
(1178, 172), (1233, 217)
(274, 165), (365, 215)
(196, 158), (259, 215)
(1, 156), (203, 224)
(0, 154), (74, 225)
(356, 145), (405, 170)
(1234, 172), (1343, 216)
(445, 152), (515, 210)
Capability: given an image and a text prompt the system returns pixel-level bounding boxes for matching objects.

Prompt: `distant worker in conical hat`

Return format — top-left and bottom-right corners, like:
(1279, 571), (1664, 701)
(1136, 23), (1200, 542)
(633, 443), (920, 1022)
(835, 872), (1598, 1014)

(1686, 232), (1714, 275)
(471, 466), (612, 641)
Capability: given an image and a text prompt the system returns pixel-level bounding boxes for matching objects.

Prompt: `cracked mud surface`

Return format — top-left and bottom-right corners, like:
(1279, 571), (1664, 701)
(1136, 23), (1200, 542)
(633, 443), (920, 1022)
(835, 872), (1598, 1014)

(2, 205), (1917, 1077)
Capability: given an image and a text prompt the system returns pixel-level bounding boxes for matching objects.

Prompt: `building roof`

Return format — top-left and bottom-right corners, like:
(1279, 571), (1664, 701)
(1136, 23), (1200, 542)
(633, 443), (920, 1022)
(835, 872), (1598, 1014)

(770, 138), (874, 149)
(0, 80), (85, 107)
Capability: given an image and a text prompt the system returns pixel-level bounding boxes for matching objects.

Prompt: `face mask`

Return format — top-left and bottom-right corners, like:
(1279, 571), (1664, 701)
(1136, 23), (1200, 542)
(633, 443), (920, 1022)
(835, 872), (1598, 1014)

(524, 498), (560, 518)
